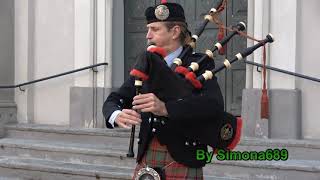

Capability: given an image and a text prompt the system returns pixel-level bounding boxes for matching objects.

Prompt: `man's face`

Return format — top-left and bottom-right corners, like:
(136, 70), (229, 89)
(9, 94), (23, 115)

(146, 22), (175, 51)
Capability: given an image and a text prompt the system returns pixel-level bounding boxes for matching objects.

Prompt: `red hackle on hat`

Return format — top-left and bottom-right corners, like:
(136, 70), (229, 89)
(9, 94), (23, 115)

(161, 0), (167, 3)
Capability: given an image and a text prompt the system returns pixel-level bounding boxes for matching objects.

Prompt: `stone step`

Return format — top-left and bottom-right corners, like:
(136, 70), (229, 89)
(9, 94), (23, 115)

(0, 156), (239, 180)
(4, 123), (320, 179)
(0, 177), (21, 180)
(0, 156), (133, 180)
(5, 123), (320, 161)
(0, 155), (319, 180)
(4, 123), (139, 145)
(1, 138), (320, 180)
(206, 159), (320, 180)
(0, 138), (137, 167)
(235, 137), (320, 161)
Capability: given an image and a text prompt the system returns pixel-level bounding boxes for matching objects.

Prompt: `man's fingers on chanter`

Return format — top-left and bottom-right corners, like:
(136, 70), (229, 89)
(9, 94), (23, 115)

(117, 121), (131, 129)
(123, 113), (141, 123)
(133, 97), (152, 105)
(143, 101), (155, 107)
(128, 119), (140, 125)
(118, 111), (140, 123)
(122, 111), (141, 121)
(123, 109), (140, 117)
(133, 103), (150, 111)
(133, 93), (154, 100)
(119, 115), (139, 126)
(141, 107), (155, 113)
(122, 109), (134, 114)
(117, 117), (135, 128)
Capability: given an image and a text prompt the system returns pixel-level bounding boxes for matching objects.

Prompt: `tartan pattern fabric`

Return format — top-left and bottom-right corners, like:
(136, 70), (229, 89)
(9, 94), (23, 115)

(133, 137), (203, 180)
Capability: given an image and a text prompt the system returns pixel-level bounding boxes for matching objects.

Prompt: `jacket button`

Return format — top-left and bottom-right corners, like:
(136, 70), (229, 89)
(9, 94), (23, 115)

(153, 117), (158, 122)
(185, 141), (189, 146)
(152, 128), (156, 133)
(148, 117), (152, 123)
(161, 120), (165, 125)
(193, 142), (197, 146)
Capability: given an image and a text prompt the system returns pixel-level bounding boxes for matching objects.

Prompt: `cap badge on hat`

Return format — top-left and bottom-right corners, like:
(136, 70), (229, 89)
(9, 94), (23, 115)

(154, 5), (170, 21)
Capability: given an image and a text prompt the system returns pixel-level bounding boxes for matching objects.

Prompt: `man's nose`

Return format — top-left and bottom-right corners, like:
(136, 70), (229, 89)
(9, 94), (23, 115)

(146, 29), (152, 39)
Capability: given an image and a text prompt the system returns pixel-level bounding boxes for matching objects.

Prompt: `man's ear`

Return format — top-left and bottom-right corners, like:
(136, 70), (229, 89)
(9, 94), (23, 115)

(172, 25), (181, 40)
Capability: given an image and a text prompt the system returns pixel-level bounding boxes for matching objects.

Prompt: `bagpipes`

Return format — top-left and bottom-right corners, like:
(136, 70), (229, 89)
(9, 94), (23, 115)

(126, 0), (228, 157)
(126, 1), (274, 157)
(128, 33), (273, 154)
(174, 21), (246, 89)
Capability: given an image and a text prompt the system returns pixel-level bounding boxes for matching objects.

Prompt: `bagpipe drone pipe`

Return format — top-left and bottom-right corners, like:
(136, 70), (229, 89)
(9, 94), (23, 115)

(170, 0), (227, 71)
(174, 21), (246, 88)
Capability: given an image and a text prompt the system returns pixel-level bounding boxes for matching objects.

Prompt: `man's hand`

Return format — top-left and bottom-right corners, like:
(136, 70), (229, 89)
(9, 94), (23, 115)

(115, 109), (142, 129)
(132, 93), (168, 117)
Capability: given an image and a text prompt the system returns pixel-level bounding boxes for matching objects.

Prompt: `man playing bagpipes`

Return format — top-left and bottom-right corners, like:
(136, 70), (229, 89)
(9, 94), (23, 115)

(103, 2), (243, 180)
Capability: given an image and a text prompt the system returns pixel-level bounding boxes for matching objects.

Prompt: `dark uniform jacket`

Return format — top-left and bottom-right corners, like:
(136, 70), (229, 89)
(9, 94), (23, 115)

(102, 48), (224, 168)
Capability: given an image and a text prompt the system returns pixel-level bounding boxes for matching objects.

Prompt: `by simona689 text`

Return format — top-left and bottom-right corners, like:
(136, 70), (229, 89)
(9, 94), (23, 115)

(196, 149), (289, 163)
